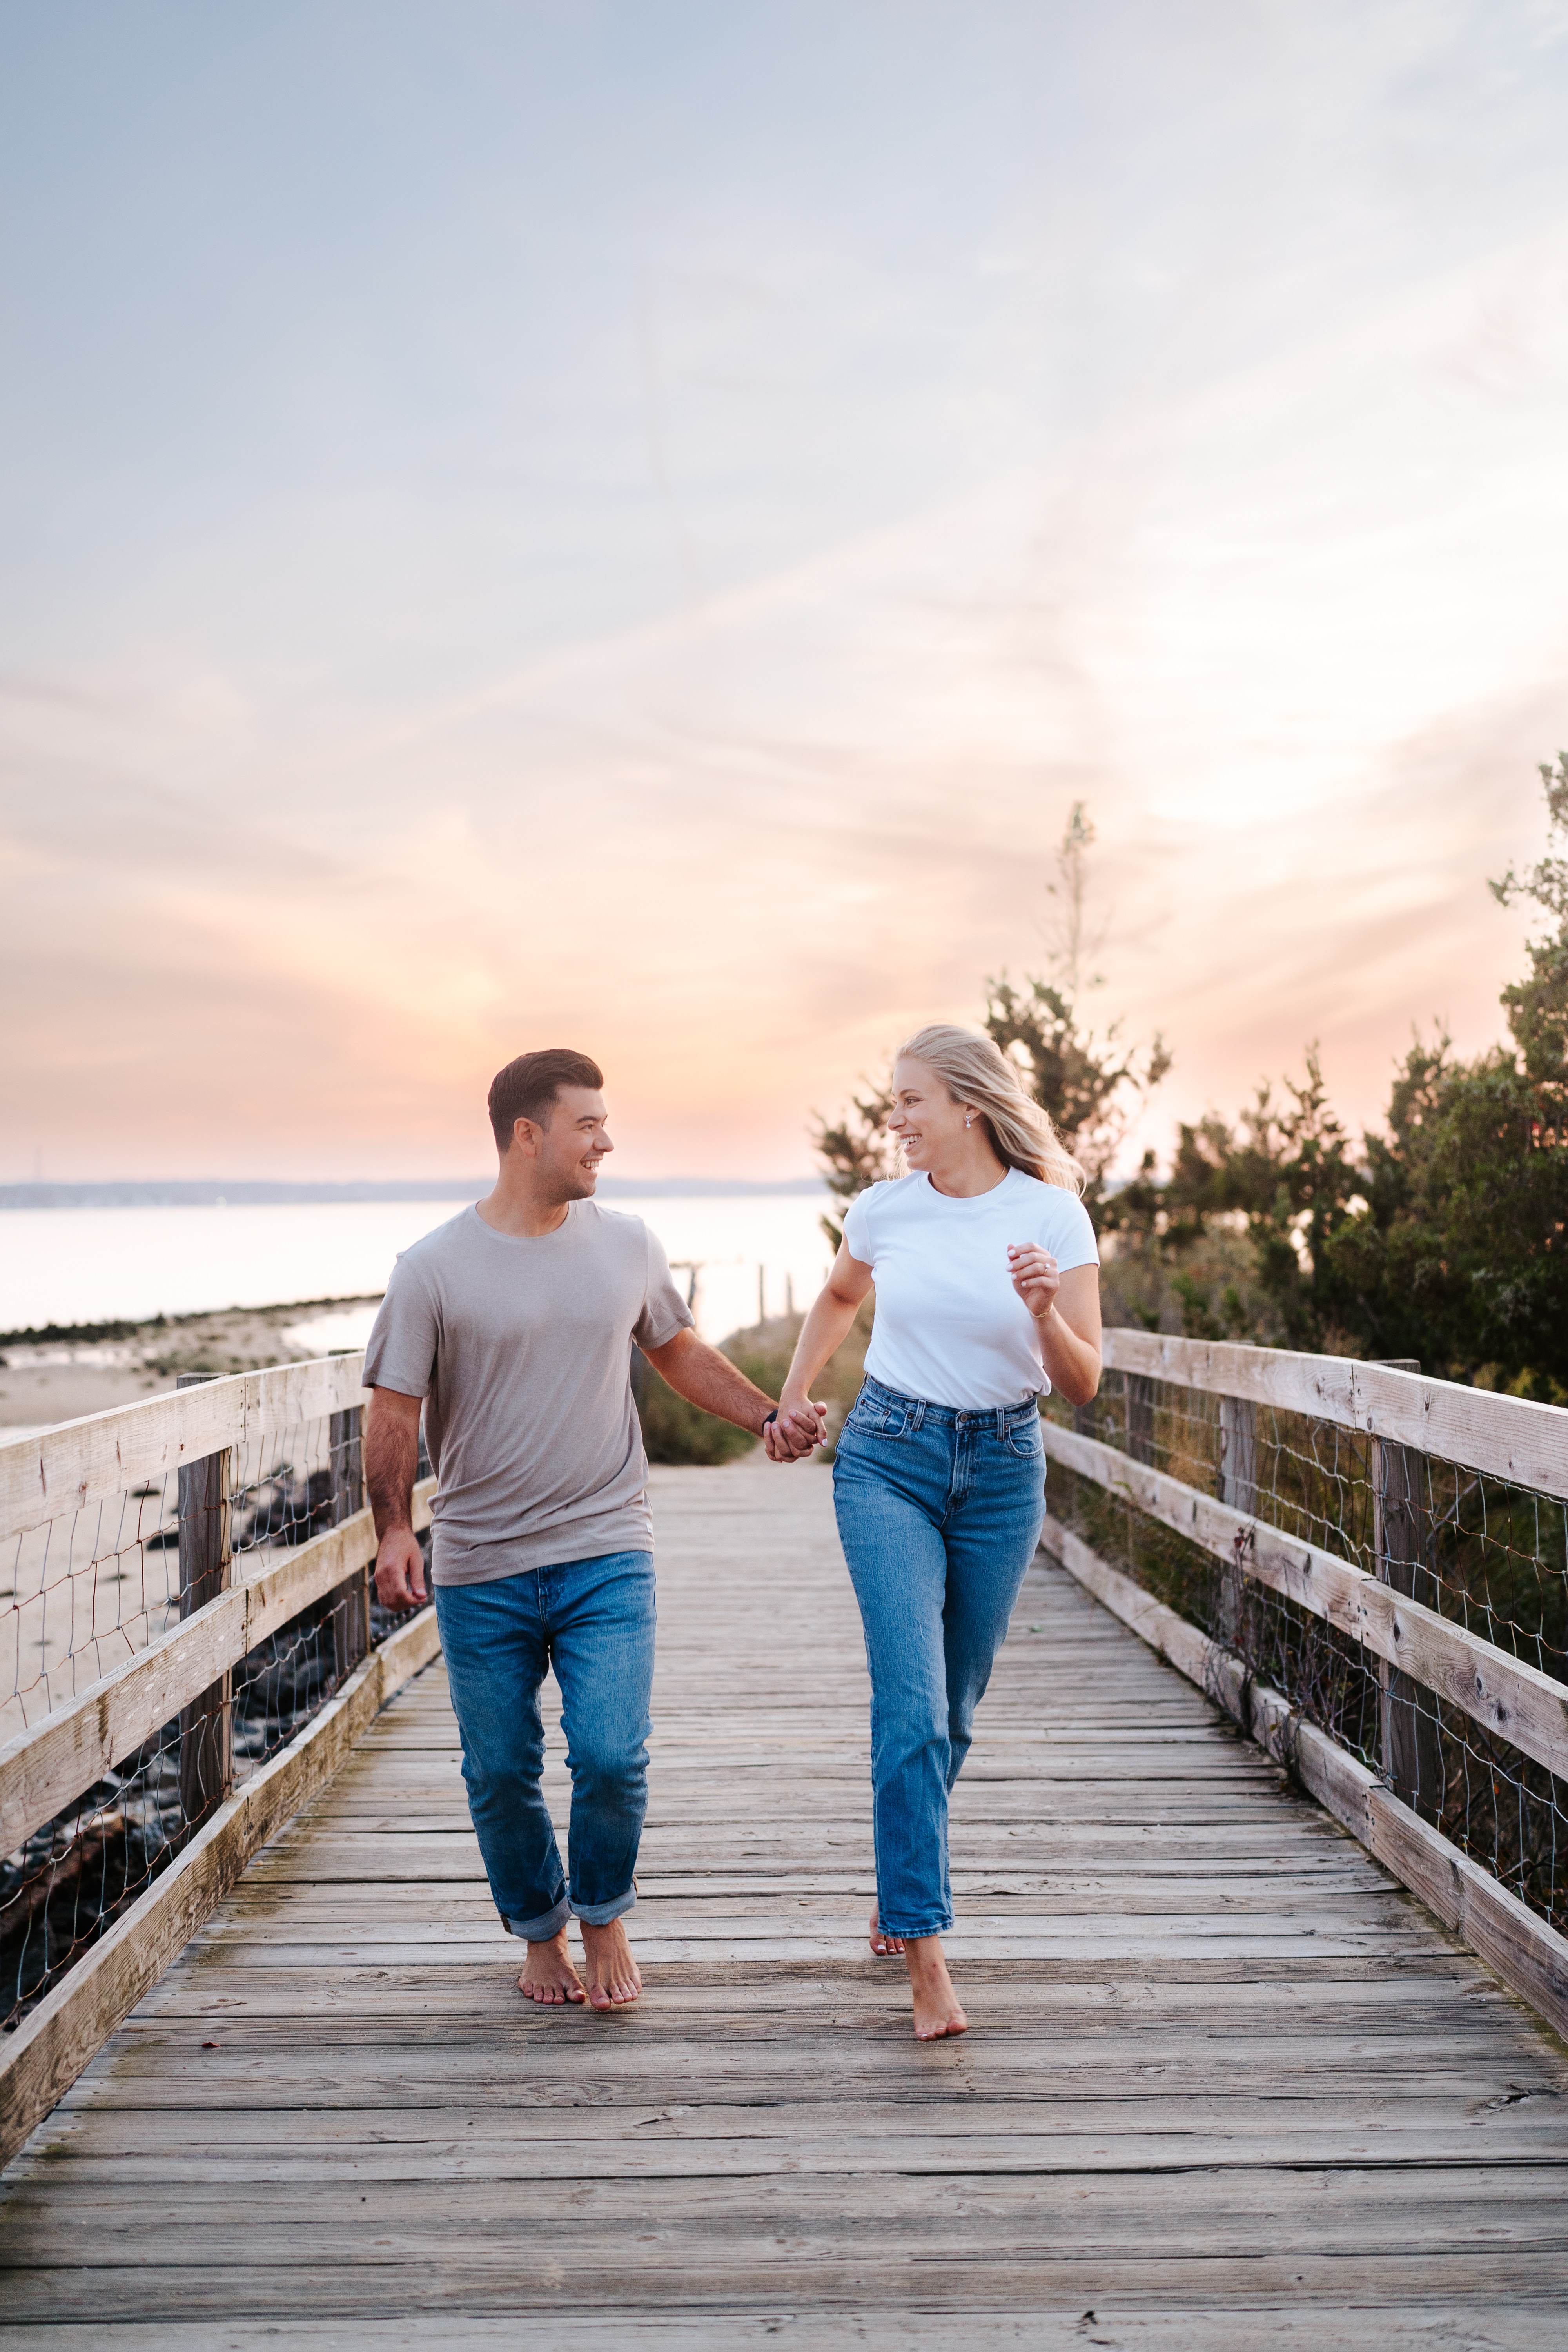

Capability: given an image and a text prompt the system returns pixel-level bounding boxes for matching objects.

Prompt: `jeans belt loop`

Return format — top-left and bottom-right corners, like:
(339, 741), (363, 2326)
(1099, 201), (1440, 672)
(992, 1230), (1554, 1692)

(912, 1399), (927, 1432)
(996, 1406), (1006, 1441)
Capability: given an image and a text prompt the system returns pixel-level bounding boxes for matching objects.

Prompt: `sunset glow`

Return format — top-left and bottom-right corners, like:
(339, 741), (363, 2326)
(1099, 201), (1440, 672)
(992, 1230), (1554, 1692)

(4, 4), (1567, 1181)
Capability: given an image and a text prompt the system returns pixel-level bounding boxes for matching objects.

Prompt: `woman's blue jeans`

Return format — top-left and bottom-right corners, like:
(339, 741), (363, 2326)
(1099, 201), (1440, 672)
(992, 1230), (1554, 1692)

(433, 1549), (655, 1943)
(832, 1377), (1045, 1940)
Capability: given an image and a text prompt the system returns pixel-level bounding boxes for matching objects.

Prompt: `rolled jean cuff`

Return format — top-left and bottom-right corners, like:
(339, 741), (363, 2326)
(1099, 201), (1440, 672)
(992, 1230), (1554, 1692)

(503, 1893), (570, 1942)
(571, 1884), (637, 1928)
(880, 1914), (953, 1939)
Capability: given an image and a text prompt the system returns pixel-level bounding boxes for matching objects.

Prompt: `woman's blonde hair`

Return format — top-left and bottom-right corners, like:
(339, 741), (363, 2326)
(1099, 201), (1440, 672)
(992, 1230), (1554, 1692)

(896, 1023), (1085, 1194)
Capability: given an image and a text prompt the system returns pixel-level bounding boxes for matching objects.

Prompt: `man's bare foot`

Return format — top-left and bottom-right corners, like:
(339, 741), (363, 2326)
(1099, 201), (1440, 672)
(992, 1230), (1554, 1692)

(869, 1907), (905, 1957)
(578, 1916), (642, 2011)
(517, 1925), (586, 2005)
(905, 1933), (968, 2040)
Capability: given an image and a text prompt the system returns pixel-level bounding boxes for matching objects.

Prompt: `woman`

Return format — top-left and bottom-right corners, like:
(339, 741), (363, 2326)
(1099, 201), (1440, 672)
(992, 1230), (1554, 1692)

(768, 1025), (1102, 2040)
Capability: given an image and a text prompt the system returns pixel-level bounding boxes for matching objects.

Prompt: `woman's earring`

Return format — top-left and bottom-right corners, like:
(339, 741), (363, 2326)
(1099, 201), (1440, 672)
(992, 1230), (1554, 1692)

(964, 1114), (973, 1129)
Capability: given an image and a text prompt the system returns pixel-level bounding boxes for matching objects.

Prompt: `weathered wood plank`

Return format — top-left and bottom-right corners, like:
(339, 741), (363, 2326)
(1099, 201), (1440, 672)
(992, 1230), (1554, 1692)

(133, 1961), (1516, 2016)
(0, 1355), (372, 1541)
(51, 2031), (1545, 2097)
(1100, 1327), (1568, 1499)
(173, 1379), (232, 1828)
(5, 2256), (1568, 2330)
(31, 2106), (1559, 2172)
(0, 2316), (1560, 2352)
(3, 2270), (1567, 2334)
(10, 2160), (1568, 2239)
(7, 2158), (1568, 2233)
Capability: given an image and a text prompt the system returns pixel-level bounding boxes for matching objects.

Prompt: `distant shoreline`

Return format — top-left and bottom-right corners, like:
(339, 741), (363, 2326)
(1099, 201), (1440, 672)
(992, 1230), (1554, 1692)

(0, 1296), (388, 1424)
(0, 1177), (826, 1210)
(0, 1296), (383, 1351)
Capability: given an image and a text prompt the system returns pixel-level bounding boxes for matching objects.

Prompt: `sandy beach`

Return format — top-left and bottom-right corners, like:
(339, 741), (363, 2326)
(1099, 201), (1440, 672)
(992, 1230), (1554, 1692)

(0, 1299), (383, 1437)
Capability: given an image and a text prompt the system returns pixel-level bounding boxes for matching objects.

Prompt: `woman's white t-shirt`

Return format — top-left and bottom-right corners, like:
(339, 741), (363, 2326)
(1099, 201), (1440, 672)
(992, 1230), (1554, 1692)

(841, 1168), (1099, 1410)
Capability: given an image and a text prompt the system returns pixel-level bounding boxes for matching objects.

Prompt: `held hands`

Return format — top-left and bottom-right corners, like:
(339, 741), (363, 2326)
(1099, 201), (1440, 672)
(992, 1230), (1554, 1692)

(374, 1527), (428, 1613)
(1008, 1242), (1061, 1323)
(763, 1397), (828, 1463)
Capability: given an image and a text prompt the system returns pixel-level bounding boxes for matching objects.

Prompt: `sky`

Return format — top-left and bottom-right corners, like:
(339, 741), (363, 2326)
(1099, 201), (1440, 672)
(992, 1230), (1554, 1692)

(3, 0), (1568, 1182)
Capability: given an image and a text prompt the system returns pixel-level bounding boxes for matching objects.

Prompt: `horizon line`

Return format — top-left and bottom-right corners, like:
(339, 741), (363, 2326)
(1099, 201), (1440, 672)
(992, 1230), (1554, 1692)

(0, 1175), (829, 1209)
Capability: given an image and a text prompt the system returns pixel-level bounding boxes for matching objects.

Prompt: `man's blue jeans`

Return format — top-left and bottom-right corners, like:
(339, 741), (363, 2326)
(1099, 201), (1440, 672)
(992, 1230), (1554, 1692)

(832, 1377), (1045, 1940)
(433, 1549), (655, 1942)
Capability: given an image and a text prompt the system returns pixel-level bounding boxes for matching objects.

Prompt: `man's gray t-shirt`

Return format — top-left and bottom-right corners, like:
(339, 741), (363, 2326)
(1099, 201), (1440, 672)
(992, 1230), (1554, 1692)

(362, 1201), (694, 1585)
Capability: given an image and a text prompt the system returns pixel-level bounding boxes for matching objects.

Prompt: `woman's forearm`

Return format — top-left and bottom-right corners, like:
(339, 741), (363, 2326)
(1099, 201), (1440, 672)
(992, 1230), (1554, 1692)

(781, 1285), (862, 1405)
(1036, 1308), (1101, 1407)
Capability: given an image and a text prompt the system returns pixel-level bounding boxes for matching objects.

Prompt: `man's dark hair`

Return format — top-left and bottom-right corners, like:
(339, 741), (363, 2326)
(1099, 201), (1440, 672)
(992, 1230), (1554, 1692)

(488, 1048), (604, 1152)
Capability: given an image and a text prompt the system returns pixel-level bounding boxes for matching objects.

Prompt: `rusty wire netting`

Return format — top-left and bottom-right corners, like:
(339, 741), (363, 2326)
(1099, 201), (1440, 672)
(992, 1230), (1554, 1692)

(1045, 1370), (1568, 1936)
(1, 1394), (430, 2033)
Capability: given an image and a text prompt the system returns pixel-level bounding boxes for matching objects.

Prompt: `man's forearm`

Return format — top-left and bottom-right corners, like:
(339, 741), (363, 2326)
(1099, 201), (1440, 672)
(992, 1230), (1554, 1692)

(646, 1333), (775, 1434)
(365, 1401), (420, 1535)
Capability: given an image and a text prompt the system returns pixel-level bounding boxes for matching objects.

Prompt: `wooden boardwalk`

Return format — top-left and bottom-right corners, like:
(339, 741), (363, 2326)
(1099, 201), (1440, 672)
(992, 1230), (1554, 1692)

(3, 1463), (1566, 2347)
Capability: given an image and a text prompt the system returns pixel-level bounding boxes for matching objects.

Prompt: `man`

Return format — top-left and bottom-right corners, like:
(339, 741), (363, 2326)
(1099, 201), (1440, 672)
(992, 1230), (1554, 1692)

(365, 1047), (823, 2012)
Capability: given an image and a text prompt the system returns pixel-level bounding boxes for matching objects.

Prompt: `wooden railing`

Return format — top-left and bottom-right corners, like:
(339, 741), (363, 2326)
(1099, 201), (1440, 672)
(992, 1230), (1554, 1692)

(1043, 1330), (1568, 2040)
(0, 1356), (439, 2170)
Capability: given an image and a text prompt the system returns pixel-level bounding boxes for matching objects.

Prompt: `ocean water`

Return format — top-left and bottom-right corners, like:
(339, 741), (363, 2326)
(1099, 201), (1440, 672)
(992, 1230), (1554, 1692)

(0, 1192), (837, 1346)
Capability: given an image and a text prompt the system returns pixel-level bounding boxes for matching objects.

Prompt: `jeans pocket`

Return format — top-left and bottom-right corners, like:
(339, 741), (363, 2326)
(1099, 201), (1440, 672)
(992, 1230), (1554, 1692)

(1005, 1415), (1044, 1459)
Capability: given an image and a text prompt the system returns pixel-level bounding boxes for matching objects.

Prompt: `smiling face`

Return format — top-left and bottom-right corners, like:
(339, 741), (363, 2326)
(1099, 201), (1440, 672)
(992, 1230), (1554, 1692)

(514, 1084), (613, 1201)
(887, 1056), (972, 1171)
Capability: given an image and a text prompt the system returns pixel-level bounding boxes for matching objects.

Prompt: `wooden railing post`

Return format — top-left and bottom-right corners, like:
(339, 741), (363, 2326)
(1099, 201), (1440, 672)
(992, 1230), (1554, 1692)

(1124, 1370), (1156, 1466)
(1218, 1395), (1256, 1648)
(328, 1399), (369, 1685)
(176, 1372), (232, 1830)
(1370, 1361), (1445, 1825)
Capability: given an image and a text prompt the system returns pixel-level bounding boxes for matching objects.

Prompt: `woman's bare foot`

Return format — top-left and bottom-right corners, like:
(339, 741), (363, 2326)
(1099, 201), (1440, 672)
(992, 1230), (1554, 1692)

(904, 1933), (968, 2040)
(578, 1917), (642, 2011)
(869, 1907), (905, 1957)
(517, 1925), (586, 2005)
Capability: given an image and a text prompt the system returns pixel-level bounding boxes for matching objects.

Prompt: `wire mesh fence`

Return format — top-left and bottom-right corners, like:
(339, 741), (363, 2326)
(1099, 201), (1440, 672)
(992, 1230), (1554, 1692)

(1, 1371), (430, 2034)
(1045, 1365), (1568, 1936)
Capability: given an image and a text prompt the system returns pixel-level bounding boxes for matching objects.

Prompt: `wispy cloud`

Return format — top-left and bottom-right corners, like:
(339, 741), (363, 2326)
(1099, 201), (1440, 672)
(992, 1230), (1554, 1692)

(1, 4), (1565, 1177)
